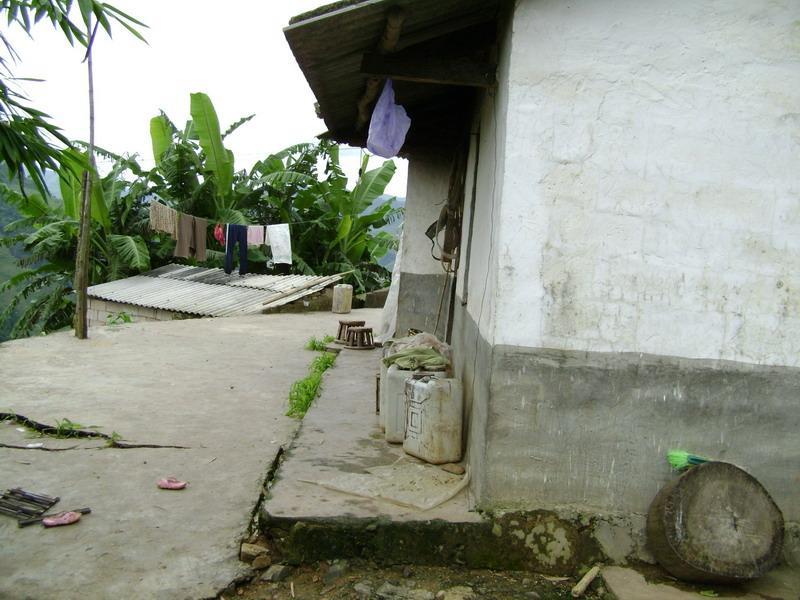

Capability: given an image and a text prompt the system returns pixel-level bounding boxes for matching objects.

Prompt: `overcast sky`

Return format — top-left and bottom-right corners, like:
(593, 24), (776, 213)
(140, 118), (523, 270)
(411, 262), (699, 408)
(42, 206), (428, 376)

(4, 0), (408, 196)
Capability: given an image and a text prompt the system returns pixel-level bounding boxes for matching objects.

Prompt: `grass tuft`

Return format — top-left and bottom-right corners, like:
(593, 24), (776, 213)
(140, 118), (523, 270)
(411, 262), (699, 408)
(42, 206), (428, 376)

(304, 334), (335, 351)
(286, 351), (337, 418)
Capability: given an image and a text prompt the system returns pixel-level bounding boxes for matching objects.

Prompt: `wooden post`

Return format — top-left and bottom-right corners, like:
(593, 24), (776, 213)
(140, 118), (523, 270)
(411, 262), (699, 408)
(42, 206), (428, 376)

(74, 20), (97, 339)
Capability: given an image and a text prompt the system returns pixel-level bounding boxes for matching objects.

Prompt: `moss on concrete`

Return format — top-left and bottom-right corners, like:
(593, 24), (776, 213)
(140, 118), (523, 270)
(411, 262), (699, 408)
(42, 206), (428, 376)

(262, 509), (605, 576)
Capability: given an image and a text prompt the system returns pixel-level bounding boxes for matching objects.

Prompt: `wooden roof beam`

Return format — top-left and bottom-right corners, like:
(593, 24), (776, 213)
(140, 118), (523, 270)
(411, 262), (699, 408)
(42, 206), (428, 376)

(355, 6), (406, 131)
(361, 52), (495, 88)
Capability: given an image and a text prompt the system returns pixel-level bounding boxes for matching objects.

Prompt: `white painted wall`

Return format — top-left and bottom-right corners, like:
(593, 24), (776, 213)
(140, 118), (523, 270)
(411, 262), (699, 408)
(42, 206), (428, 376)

(491, 0), (800, 366)
(456, 14), (514, 344)
(400, 155), (453, 277)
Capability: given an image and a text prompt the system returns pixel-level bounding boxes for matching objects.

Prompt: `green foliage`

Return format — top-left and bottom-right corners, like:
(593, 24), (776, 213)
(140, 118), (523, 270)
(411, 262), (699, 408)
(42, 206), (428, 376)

(190, 92), (233, 201)
(0, 90), (400, 338)
(0, 0), (146, 198)
(141, 94), (399, 292)
(51, 417), (97, 438)
(305, 334), (335, 351)
(105, 311), (132, 326)
(286, 351), (337, 418)
(0, 154), (154, 338)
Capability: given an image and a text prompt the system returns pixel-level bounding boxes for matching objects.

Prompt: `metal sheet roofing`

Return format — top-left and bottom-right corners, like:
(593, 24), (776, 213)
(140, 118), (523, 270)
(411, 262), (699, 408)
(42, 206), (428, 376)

(87, 264), (344, 318)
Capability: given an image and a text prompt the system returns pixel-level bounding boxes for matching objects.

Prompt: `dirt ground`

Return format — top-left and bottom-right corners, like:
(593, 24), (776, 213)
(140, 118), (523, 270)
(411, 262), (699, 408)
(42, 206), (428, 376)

(226, 561), (608, 600)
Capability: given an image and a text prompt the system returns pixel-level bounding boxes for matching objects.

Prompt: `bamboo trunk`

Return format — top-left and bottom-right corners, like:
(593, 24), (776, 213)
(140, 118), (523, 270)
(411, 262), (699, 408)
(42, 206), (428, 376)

(74, 20), (96, 339)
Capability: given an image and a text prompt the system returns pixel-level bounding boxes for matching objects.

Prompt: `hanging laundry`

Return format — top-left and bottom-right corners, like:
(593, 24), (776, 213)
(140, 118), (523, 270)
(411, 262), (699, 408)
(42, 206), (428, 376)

(149, 201), (178, 239)
(247, 225), (265, 247)
(224, 224), (249, 275)
(174, 213), (208, 261)
(214, 223), (225, 245)
(266, 223), (292, 265)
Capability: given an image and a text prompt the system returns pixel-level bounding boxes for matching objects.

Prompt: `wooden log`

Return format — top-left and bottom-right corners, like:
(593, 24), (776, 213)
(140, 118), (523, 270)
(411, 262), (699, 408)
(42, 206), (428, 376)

(571, 565), (600, 597)
(361, 52), (496, 88)
(646, 462), (784, 584)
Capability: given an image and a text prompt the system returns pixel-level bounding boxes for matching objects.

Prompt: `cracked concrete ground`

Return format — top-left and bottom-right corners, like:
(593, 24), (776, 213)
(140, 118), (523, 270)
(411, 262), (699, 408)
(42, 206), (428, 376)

(0, 308), (381, 600)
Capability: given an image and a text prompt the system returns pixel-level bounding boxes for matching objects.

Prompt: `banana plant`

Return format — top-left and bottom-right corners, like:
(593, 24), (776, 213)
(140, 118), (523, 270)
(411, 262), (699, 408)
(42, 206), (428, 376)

(0, 152), (151, 338)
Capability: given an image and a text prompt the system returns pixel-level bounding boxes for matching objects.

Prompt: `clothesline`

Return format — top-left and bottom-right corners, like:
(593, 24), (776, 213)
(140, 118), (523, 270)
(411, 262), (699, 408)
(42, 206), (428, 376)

(148, 200), (292, 275)
(148, 199), (341, 226)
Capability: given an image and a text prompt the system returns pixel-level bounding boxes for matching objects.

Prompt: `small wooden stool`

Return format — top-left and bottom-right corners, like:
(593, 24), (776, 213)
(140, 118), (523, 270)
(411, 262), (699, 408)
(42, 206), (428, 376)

(335, 319), (365, 344)
(345, 326), (375, 350)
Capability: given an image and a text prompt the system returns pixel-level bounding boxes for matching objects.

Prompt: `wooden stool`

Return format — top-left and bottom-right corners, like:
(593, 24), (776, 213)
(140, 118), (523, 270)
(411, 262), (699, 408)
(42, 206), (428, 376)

(335, 319), (365, 344)
(345, 326), (374, 350)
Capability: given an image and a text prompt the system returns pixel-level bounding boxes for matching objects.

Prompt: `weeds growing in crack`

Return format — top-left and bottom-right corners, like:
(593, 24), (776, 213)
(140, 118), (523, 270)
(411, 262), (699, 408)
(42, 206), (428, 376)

(304, 334), (335, 352)
(286, 351), (337, 418)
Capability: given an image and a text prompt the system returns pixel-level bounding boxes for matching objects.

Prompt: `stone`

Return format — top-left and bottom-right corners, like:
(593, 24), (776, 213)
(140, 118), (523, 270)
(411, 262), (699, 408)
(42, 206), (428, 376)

(440, 463), (465, 475)
(324, 560), (350, 584)
(439, 586), (474, 600)
(239, 543), (268, 563)
(260, 564), (292, 583)
(251, 554), (272, 570)
(354, 581), (373, 599)
(376, 582), (434, 600)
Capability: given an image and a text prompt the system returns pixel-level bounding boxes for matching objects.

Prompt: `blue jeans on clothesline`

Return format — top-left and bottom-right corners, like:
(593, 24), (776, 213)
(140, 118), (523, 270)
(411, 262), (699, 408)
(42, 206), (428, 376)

(224, 224), (248, 275)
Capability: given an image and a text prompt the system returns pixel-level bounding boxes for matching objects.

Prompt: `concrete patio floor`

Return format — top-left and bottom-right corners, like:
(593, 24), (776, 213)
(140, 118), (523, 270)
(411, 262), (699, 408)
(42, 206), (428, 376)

(0, 308), (380, 600)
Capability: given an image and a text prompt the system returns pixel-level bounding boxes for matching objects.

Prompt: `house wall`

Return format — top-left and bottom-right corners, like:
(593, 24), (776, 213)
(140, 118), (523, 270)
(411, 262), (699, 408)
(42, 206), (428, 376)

(395, 153), (454, 340)
(451, 7), (513, 507)
(447, 0), (799, 563)
(87, 299), (182, 327)
(498, 0), (800, 363)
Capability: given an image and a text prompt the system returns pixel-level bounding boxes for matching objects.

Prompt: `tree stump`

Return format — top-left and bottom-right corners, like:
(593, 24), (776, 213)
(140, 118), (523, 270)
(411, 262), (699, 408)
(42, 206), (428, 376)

(647, 462), (784, 584)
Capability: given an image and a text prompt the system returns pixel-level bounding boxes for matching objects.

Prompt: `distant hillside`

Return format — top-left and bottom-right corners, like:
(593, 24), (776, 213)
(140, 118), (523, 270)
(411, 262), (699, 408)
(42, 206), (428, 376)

(0, 168), (61, 341)
(368, 193), (404, 270)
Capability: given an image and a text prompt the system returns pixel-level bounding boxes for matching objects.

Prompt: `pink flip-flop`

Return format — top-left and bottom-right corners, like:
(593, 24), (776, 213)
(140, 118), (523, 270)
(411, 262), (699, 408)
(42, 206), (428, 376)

(42, 511), (82, 527)
(157, 477), (187, 490)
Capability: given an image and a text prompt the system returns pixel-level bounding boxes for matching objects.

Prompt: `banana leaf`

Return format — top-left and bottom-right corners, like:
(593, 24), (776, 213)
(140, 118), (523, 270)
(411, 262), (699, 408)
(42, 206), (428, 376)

(190, 92), (233, 200)
(149, 115), (172, 166)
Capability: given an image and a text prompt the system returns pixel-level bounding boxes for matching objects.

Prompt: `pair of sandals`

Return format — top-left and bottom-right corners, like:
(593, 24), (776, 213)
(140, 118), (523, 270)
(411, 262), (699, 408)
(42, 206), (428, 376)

(43, 477), (188, 528)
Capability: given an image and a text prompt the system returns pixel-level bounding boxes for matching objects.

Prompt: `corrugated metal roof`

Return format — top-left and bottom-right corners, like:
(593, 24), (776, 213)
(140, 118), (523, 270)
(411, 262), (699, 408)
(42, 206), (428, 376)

(87, 264), (344, 317)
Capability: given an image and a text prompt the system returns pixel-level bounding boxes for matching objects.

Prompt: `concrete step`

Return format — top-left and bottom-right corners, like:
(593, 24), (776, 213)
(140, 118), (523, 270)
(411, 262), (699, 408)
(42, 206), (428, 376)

(258, 348), (603, 574)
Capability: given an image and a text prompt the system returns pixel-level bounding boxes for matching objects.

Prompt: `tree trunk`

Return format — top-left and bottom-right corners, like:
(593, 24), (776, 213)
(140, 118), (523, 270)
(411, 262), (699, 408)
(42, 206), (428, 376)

(73, 20), (96, 339)
(646, 461), (784, 584)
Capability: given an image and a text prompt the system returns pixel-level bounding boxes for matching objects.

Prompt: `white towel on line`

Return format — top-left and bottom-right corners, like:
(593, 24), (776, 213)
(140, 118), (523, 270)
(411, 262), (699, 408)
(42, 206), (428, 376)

(266, 223), (292, 265)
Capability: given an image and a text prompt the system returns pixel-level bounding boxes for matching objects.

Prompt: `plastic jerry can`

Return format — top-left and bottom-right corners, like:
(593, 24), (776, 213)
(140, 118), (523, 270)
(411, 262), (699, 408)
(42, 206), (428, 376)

(403, 375), (463, 464)
(378, 346), (392, 431)
(384, 365), (439, 443)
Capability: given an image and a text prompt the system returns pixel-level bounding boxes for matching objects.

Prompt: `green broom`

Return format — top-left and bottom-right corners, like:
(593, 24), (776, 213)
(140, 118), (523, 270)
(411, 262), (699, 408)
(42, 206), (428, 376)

(667, 449), (711, 470)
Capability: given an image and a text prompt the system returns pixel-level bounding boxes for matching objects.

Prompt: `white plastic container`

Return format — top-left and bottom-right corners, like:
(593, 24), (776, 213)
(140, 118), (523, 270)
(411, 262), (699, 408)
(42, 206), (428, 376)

(379, 357), (390, 431)
(403, 375), (463, 464)
(384, 365), (439, 443)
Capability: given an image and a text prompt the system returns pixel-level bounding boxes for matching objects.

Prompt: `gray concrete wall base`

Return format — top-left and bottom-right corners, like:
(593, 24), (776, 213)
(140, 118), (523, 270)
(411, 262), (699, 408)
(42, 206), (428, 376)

(396, 272), (452, 340)
(451, 300), (799, 565)
(450, 299), (493, 505)
(785, 522), (800, 567)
